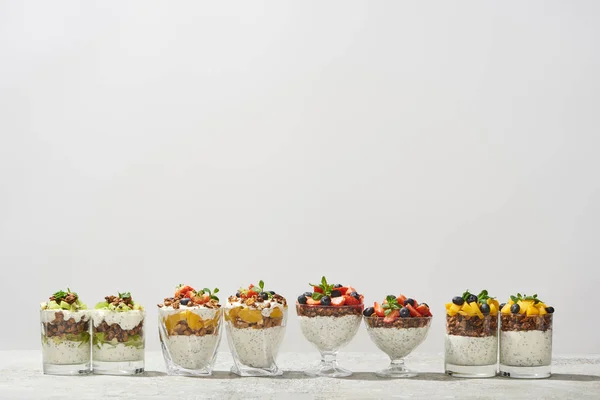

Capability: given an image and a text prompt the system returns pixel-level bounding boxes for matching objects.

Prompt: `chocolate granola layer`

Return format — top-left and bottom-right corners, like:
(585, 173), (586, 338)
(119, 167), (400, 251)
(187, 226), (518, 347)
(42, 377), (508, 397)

(94, 320), (144, 342)
(229, 315), (284, 330)
(365, 316), (430, 329)
(44, 311), (89, 337)
(296, 304), (363, 318)
(500, 313), (552, 332)
(446, 313), (498, 337)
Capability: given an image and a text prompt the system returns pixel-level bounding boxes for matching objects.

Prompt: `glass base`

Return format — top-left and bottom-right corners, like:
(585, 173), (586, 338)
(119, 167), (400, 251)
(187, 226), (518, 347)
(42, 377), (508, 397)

(165, 363), (214, 377)
(93, 360), (144, 375)
(445, 363), (497, 378)
(230, 364), (282, 377)
(375, 359), (417, 378)
(43, 362), (91, 376)
(499, 364), (551, 379)
(304, 360), (352, 378)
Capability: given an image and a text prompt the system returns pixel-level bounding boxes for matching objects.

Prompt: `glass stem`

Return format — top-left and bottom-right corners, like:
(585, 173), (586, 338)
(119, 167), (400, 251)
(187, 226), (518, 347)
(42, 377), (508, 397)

(320, 351), (338, 367)
(390, 358), (406, 371)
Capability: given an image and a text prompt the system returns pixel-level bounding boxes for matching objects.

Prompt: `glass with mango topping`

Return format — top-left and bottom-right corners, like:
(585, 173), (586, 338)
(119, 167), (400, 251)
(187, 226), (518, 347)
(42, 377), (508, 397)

(499, 293), (554, 379)
(444, 290), (500, 378)
(224, 281), (288, 376)
(40, 288), (91, 375)
(158, 285), (223, 376)
(92, 292), (145, 375)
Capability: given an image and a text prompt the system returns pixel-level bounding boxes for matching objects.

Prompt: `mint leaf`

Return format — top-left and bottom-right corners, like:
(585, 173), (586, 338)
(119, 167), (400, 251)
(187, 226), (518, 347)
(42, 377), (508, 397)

(312, 292), (323, 300)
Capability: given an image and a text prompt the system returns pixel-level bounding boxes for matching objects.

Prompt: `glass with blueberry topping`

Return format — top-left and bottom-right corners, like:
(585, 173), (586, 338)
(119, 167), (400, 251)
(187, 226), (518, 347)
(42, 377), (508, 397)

(364, 294), (432, 378)
(224, 281), (288, 376)
(499, 293), (554, 379)
(444, 290), (499, 378)
(296, 277), (364, 377)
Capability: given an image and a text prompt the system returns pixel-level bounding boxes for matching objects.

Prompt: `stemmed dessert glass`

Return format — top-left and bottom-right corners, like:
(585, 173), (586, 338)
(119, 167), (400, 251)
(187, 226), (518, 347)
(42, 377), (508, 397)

(364, 315), (432, 378)
(296, 304), (364, 377)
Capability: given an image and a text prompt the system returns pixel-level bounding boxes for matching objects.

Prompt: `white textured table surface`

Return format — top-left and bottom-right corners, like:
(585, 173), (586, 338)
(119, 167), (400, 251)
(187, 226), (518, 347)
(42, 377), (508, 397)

(1, 351), (599, 399)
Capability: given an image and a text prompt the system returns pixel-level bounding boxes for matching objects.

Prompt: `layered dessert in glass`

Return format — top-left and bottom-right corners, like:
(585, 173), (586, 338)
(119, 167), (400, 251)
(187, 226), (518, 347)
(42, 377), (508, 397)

(92, 292), (145, 375)
(158, 284), (223, 376)
(499, 293), (554, 379)
(296, 276), (364, 377)
(364, 293), (432, 378)
(40, 288), (91, 375)
(444, 290), (499, 378)
(224, 281), (287, 376)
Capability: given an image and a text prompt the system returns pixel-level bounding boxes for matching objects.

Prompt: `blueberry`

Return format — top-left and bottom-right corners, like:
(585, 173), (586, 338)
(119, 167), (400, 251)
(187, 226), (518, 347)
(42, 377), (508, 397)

(297, 295), (307, 304)
(399, 307), (410, 318)
(510, 304), (520, 314)
(545, 306), (555, 314)
(452, 296), (465, 306)
(304, 291), (313, 297)
(351, 292), (361, 300)
(467, 294), (478, 303)
(180, 298), (190, 306)
(480, 303), (490, 315)
(334, 284), (343, 288)
(331, 290), (342, 298)
(500, 303), (506, 310)
(320, 296), (331, 306)
(363, 307), (375, 317)
(259, 292), (269, 300)
(404, 298), (415, 306)
(235, 291), (241, 297)
(269, 291), (275, 295)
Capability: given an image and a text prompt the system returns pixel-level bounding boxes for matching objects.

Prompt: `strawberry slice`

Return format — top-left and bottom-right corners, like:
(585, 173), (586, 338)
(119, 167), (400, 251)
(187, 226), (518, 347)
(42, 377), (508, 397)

(184, 290), (195, 299)
(383, 309), (400, 323)
(331, 296), (346, 306)
(247, 290), (258, 298)
(397, 294), (407, 306)
(306, 297), (321, 305)
(346, 286), (357, 295)
(413, 299), (420, 309)
(406, 304), (422, 317)
(175, 285), (194, 297)
(337, 287), (349, 295)
(343, 294), (360, 305)
(313, 286), (323, 293)
(374, 302), (385, 317)
(416, 304), (431, 317)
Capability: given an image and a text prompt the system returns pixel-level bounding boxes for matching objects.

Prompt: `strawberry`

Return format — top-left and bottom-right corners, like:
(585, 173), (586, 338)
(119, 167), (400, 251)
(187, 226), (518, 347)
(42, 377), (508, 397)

(406, 304), (422, 317)
(247, 290), (258, 298)
(413, 299), (420, 309)
(374, 302), (385, 317)
(306, 297), (321, 305)
(346, 286), (357, 295)
(313, 286), (323, 293)
(338, 286), (349, 295)
(201, 293), (210, 303)
(175, 285), (194, 297)
(416, 304), (431, 317)
(397, 294), (407, 306)
(184, 290), (195, 299)
(331, 296), (346, 306)
(191, 295), (204, 304)
(383, 309), (400, 323)
(343, 294), (360, 305)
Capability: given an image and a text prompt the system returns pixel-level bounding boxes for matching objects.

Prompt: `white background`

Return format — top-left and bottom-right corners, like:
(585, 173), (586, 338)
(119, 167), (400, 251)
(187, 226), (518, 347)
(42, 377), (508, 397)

(1, 1), (599, 356)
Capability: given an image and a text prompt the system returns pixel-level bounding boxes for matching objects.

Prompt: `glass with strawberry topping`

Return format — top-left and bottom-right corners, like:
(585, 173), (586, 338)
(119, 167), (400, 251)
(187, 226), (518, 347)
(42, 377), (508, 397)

(499, 293), (554, 379)
(296, 277), (364, 377)
(224, 281), (288, 376)
(157, 284), (223, 376)
(363, 294), (432, 378)
(40, 288), (91, 375)
(92, 291), (145, 375)
(444, 290), (499, 378)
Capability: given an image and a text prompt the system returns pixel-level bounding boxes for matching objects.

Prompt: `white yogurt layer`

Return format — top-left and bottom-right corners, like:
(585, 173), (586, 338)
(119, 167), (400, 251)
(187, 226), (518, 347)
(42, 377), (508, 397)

(93, 343), (144, 362)
(445, 334), (498, 366)
(298, 315), (361, 352)
(500, 330), (552, 367)
(42, 339), (90, 365)
(367, 327), (429, 359)
(40, 309), (89, 324)
(92, 310), (144, 331)
(227, 326), (285, 368)
(164, 335), (220, 370)
(159, 306), (219, 320)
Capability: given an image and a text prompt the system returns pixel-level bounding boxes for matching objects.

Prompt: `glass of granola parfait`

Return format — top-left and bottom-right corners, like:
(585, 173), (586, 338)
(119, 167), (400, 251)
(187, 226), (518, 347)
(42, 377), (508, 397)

(296, 277), (364, 378)
(364, 294), (432, 378)
(499, 293), (554, 379)
(444, 290), (500, 378)
(224, 281), (288, 376)
(92, 292), (145, 375)
(40, 288), (91, 375)
(158, 284), (223, 376)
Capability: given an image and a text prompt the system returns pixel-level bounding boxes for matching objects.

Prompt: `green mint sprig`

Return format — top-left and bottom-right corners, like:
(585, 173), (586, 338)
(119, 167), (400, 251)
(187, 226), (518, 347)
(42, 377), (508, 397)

(381, 295), (402, 316)
(199, 287), (220, 302)
(309, 276), (334, 298)
(462, 289), (495, 304)
(118, 292), (131, 299)
(510, 293), (541, 304)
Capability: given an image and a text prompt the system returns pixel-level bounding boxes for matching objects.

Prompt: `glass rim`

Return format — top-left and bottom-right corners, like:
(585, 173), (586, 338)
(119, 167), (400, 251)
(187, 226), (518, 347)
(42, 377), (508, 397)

(295, 303), (364, 309)
(363, 315), (432, 320)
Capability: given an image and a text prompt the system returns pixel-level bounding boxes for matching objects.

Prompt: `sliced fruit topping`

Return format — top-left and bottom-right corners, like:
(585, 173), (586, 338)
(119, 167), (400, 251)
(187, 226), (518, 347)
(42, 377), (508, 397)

(299, 276), (363, 306)
(383, 309), (400, 323)
(446, 289), (498, 319)
(331, 296), (346, 306)
(374, 302), (385, 317)
(500, 293), (553, 316)
(159, 284), (221, 309)
(41, 288), (86, 311)
(369, 294), (431, 322)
